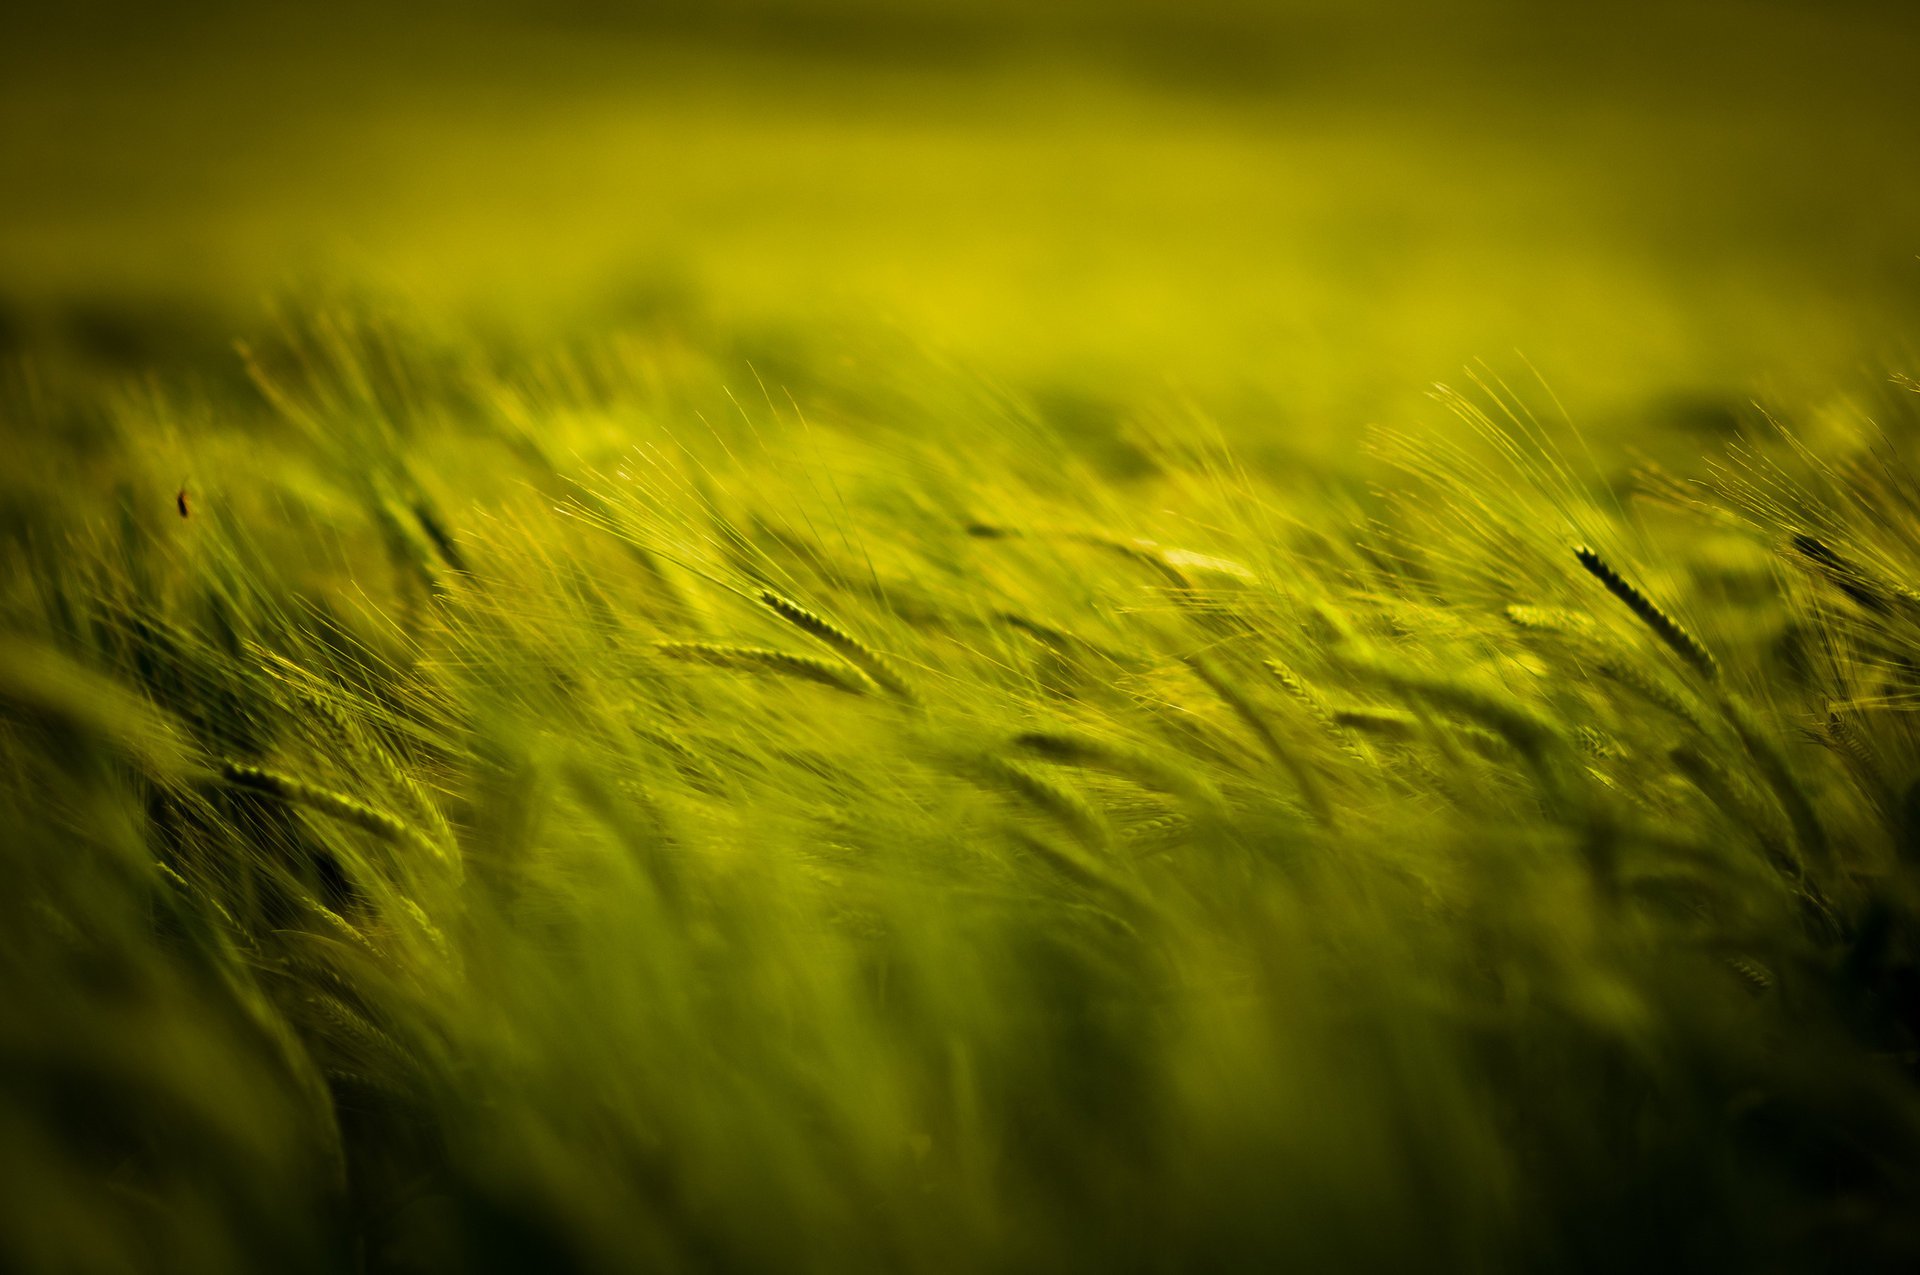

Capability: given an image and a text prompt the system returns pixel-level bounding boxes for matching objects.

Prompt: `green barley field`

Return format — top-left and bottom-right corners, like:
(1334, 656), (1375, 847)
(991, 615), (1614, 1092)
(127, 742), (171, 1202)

(7, 2), (1920, 1270)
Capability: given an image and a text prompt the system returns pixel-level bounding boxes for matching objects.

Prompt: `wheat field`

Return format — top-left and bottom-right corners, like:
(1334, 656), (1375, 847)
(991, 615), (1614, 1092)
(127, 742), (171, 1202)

(5, 3), (1920, 1272)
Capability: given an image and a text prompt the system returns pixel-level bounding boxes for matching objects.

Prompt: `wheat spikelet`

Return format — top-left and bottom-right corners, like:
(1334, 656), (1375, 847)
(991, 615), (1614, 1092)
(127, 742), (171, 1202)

(1503, 604), (1599, 636)
(1573, 546), (1718, 679)
(1668, 745), (1778, 844)
(996, 611), (1123, 662)
(1591, 655), (1712, 737)
(304, 895), (369, 945)
(630, 722), (730, 797)
(1347, 659), (1558, 761)
(1264, 660), (1350, 734)
(220, 761), (433, 854)
(1819, 709), (1889, 804)
(298, 991), (418, 1097)
(1343, 655), (1592, 831)
(1185, 653), (1332, 825)
(1118, 808), (1192, 854)
(968, 521), (1196, 591)
(983, 755), (1112, 848)
(1001, 826), (1148, 922)
(1724, 956), (1775, 995)
(1331, 706), (1421, 740)
(1789, 533), (1920, 615)
(1263, 661), (1376, 764)
(258, 649), (460, 862)
(1011, 728), (1222, 810)
(1664, 741), (1833, 942)
(758, 590), (918, 702)
(1719, 692), (1828, 861)
(153, 858), (242, 932)
(657, 640), (873, 695)
(1502, 604), (1712, 738)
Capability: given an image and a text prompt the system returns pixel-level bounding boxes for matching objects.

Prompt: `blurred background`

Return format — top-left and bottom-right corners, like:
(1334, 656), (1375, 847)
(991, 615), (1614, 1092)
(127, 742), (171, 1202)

(5, 0), (1919, 449)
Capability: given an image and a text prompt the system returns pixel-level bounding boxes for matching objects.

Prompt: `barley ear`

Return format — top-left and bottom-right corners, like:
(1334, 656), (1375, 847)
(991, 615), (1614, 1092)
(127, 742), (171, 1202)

(758, 589), (919, 702)
(1573, 545), (1719, 679)
(656, 641), (874, 696)
(220, 761), (441, 860)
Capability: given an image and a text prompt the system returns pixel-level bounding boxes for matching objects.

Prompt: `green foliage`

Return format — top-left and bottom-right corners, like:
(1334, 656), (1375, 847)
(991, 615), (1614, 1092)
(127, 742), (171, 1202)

(5, 313), (1920, 1272)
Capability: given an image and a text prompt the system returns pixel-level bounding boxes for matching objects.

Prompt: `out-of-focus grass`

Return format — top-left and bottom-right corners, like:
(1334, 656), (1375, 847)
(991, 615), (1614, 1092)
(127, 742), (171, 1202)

(5, 1), (1919, 446)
